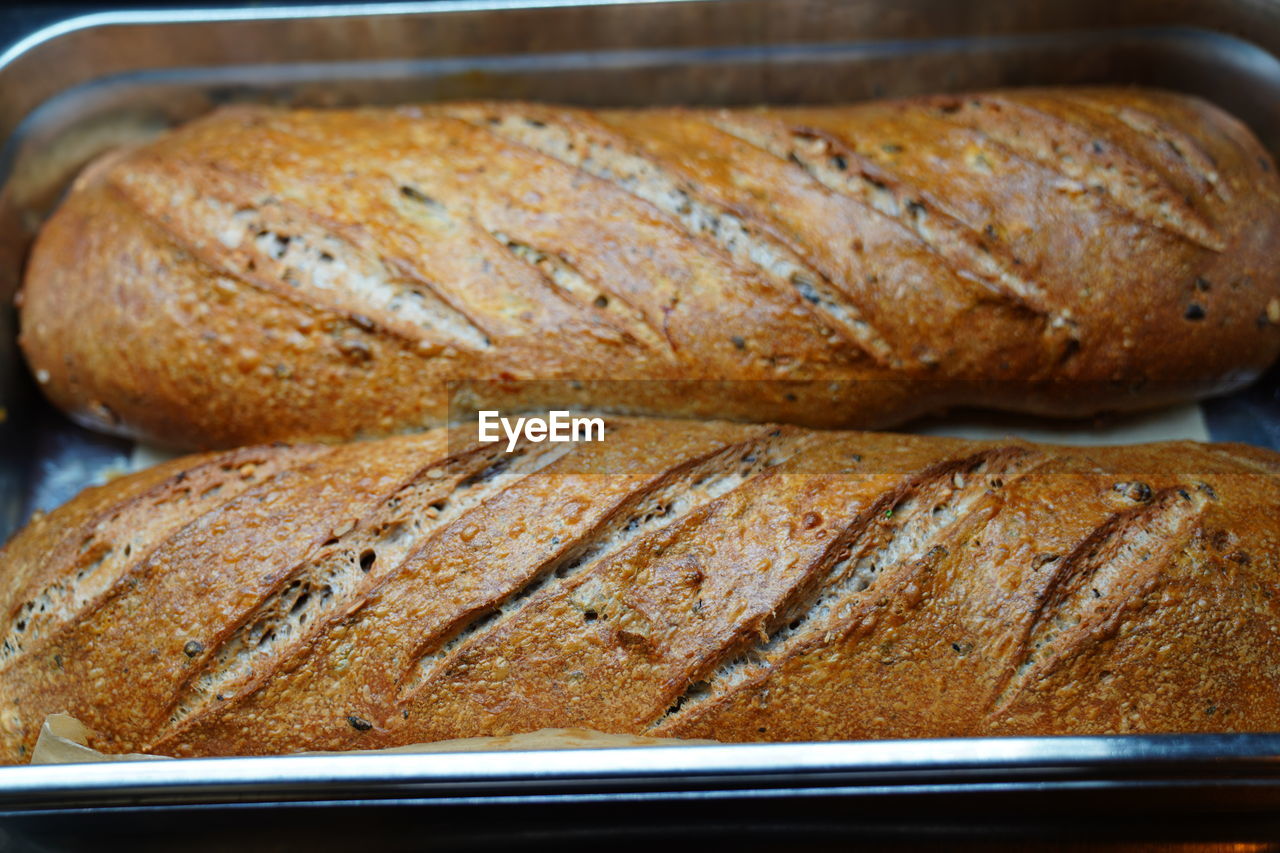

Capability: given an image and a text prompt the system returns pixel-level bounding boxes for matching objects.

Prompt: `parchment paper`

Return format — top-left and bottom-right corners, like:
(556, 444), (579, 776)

(29, 714), (718, 765)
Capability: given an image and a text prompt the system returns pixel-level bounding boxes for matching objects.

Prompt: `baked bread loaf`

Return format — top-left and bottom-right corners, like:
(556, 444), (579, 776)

(18, 87), (1280, 449)
(1, 417), (1278, 761)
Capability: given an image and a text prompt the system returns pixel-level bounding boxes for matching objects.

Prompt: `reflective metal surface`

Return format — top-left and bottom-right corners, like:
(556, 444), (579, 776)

(3, 0), (1280, 844)
(4, 733), (1280, 807)
(6, 734), (1280, 845)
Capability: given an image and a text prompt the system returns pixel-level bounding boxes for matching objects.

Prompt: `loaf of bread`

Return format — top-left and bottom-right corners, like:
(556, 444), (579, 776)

(18, 88), (1280, 449)
(0, 417), (1277, 761)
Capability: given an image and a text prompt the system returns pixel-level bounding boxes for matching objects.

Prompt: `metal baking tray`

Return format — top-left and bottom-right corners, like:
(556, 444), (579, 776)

(4, 0), (1280, 847)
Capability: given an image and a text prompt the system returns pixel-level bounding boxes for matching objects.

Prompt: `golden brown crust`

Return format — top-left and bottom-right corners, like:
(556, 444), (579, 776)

(18, 88), (1280, 449)
(1, 419), (1278, 761)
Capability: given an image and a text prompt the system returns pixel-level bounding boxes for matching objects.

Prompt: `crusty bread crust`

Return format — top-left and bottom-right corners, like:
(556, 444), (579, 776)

(18, 88), (1280, 449)
(0, 419), (1277, 760)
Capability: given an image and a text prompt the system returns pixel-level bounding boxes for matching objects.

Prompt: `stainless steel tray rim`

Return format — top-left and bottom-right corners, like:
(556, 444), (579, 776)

(0, 0), (710, 72)
(3, 732), (1278, 794)
(20, 25), (1274, 87)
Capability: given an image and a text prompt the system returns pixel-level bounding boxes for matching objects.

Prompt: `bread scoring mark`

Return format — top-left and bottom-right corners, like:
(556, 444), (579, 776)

(707, 115), (1066, 333)
(934, 95), (1225, 251)
(1069, 95), (1227, 196)
(993, 484), (1207, 709)
(213, 195), (492, 351)
(489, 230), (669, 354)
(450, 106), (892, 365)
(0, 447), (324, 667)
(106, 158), (493, 360)
(648, 447), (1041, 732)
(163, 436), (576, 732)
(394, 426), (810, 701)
